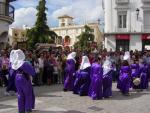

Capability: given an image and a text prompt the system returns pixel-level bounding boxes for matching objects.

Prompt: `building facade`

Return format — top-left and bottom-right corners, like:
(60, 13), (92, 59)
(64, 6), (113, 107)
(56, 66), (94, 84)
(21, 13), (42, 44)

(0, 0), (15, 49)
(9, 15), (103, 49)
(9, 26), (28, 46)
(104, 0), (150, 51)
(51, 15), (103, 48)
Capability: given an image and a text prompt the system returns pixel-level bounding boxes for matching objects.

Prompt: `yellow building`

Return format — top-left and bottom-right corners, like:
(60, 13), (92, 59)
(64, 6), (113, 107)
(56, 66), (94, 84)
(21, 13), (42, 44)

(51, 15), (103, 48)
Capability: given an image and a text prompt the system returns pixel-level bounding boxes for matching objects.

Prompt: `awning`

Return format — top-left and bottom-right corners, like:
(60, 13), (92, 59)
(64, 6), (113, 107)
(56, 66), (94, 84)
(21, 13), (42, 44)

(142, 34), (150, 40)
(116, 34), (130, 40)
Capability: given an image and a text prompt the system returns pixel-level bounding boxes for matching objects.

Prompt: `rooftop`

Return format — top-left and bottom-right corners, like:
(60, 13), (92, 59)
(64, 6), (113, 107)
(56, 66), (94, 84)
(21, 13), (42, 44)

(58, 15), (74, 19)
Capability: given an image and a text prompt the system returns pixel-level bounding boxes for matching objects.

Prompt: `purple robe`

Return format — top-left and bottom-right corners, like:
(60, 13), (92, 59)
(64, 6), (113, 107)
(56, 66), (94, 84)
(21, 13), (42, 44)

(73, 67), (91, 96)
(14, 61), (35, 113)
(131, 64), (140, 89)
(89, 63), (103, 100)
(139, 64), (148, 89)
(118, 66), (131, 94)
(6, 65), (17, 92)
(64, 59), (75, 91)
(103, 68), (113, 98)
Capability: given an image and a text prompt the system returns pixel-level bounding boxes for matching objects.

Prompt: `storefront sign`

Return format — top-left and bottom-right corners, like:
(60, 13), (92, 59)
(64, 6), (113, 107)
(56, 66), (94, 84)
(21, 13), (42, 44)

(142, 34), (150, 40)
(116, 34), (130, 40)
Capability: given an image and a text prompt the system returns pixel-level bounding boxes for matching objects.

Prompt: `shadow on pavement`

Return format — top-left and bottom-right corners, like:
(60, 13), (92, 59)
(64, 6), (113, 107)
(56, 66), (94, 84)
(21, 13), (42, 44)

(34, 110), (86, 113)
(105, 90), (150, 100)
(0, 104), (16, 109)
(37, 94), (62, 98)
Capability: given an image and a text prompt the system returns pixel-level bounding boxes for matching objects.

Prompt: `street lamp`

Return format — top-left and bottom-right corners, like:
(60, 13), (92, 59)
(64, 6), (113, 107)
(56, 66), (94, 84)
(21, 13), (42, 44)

(136, 8), (140, 20)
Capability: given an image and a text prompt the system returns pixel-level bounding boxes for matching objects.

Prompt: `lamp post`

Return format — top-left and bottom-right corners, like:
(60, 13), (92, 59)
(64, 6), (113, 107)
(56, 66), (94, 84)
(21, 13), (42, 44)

(136, 8), (140, 20)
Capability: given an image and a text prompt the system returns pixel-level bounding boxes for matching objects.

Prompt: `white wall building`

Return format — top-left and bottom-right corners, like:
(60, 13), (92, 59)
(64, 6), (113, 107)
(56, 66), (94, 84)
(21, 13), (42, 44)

(0, 0), (15, 49)
(104, 0), (150, 51)
(51, 15), (103, 48)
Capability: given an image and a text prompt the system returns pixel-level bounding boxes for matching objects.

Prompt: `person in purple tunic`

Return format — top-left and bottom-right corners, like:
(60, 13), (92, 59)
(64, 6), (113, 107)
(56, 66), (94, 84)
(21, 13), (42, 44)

(102, 57), (113, 98)
(74, 56), (91, 96)
(10, 49), (36, 113)
(130, 60), (140, 89)
(64, 52), (76, 91)
(139, 59), (148, 90)
(118, 60), (131, 96)
(89, 57), (103, 100)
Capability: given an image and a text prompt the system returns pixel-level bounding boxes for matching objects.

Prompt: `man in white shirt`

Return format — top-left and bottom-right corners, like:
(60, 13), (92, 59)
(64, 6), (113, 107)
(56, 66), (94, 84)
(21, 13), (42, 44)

(38, 53), (44, 85)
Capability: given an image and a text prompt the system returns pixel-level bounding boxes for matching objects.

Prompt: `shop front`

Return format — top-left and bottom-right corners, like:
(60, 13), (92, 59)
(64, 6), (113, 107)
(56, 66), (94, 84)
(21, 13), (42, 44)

(116, 34), (130, 51)
(142, 34), (150, 50)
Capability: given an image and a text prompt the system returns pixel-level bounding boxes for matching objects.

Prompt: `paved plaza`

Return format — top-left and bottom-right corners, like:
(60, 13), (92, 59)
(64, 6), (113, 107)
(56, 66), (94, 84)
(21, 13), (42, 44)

(0, 83), (150, 113)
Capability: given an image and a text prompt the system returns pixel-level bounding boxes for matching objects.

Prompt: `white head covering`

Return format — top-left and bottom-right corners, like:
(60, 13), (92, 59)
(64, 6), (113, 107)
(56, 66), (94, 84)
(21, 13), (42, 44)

(80, 56), (91, 70)
(123, 51), (130, 61)
(10, 49), (25, 70)
(10, 50), (15, 63)
(67, 52), (76, 61)
(103, 59), (112, 75)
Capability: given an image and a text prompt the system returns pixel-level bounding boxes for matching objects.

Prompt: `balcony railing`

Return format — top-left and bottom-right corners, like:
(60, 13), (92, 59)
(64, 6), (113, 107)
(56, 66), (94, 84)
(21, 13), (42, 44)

(0, 2), (15, 23)
(116, 0), (129, 4)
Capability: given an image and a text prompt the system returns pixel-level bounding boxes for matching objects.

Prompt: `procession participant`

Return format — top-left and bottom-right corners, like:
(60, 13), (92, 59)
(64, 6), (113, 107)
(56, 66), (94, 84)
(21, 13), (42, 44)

(130, 59), (140, 90)
(139, 59), (148, 90)
(10, 49), (36, 113)
(102, 57), (113, 98)
(88, 57), (103, 100)
(73, 56), (91, 96)
(64, 52), (76, 91)
(5, 50), (17, 96)
(117, 60), (131, 96)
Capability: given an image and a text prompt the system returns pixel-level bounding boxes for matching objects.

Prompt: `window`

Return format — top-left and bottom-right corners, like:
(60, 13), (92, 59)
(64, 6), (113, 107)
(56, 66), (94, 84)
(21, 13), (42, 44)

(61, 23), (65, 27)
(118, 11), (127, 28)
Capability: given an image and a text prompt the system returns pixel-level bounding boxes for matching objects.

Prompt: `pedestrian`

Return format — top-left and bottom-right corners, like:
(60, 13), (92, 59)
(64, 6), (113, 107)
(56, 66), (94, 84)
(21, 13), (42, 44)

(64, 52), (76, 91)
(10, 49), (36, 113)
(118, 60), (131, 96)
(38, 53), (44, 85)
(89, 57), (103, 100)
(102, 57), (113, 98)
(73, 56), (91, 96)
(139, 59), (148, 90)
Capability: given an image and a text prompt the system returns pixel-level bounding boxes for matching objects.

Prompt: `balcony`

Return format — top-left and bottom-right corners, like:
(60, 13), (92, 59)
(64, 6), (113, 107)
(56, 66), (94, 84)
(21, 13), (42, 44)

(116, 0), (129, 4)
(0, 2), (15, 23)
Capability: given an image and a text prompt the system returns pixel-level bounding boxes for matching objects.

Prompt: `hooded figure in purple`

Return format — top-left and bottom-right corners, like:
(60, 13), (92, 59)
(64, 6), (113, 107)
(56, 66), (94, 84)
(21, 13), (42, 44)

(118, 60), (131, 95)
(64, 52), (76, 91)
(130, 61), (140, 89)
(139, 59), (148, 89)
(102, 57), (113, 98)
(117, 51), (131, 95)
(10, 49), (36, 113)
(88, 57), (103, 100)
(5, 50), (17, 95)
(73, 56), (91, 96)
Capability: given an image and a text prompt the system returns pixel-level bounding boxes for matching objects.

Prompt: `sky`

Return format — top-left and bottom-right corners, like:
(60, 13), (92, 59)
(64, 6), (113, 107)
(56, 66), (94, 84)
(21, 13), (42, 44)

(10, 0), (104, 28)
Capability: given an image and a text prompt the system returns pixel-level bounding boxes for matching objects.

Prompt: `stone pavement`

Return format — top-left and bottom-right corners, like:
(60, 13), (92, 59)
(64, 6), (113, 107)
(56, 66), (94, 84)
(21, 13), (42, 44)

(0, 83), (150, 113)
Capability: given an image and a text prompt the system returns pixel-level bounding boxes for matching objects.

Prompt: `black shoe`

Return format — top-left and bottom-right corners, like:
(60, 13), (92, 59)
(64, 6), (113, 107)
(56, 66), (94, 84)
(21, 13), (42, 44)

(63, 89), (67, 92)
